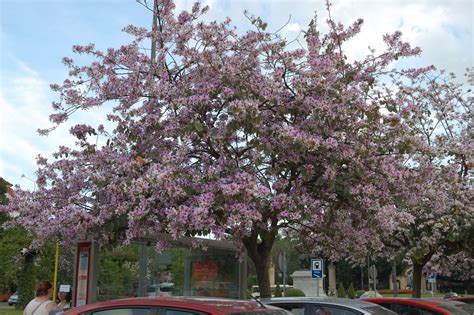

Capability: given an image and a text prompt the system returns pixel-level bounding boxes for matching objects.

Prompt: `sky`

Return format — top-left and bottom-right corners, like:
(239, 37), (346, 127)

(0, 0), (473, 191)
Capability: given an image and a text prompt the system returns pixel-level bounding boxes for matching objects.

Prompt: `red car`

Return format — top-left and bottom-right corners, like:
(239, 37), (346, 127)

(363, 298), (472, 315)
(61, 297), (290, 315)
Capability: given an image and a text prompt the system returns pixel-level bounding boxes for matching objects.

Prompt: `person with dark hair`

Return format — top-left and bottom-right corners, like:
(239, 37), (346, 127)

(23, 281), (57, 315)
(57, 288), (71, 309)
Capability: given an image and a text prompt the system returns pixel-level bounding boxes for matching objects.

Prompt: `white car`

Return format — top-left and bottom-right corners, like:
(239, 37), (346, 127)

(8, 292), (18, 306)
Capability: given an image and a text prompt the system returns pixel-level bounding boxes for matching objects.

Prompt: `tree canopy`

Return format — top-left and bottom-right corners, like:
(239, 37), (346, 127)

(2, 0), (472, 297)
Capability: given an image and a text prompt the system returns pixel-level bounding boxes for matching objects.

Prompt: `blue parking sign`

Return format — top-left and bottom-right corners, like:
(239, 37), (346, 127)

(311, 259), (324, 278)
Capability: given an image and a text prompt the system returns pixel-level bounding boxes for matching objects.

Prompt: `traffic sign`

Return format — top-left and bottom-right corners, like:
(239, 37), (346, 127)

(427, 273), (437, 283)
(311, 259), (324, 279)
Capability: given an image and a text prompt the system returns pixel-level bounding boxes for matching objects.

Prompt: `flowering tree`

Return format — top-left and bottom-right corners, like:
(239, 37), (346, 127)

(303, 69), (473, 297)
(3, 0), (470, 297)
(380, 71), (473, 297)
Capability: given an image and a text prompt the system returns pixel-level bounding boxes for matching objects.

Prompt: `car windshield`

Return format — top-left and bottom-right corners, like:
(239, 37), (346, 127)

(362, 305), (397, 315)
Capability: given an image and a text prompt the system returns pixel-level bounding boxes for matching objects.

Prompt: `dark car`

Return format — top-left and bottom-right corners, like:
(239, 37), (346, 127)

(262, 297), (397, 315)
(442, 300), (474, 315)
(363, 297), (472, 315)
(61, 297), (290, 315)
(450, 298), (474, 306)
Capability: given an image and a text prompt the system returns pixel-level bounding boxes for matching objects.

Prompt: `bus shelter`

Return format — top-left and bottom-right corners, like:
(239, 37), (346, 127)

(72, 235), (248, 306)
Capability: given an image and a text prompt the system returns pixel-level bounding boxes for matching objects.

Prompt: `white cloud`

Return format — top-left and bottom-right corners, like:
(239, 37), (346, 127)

(0, 0), (472, 189)
(0, 58), (111, 189)
(283, 22), (301, 32)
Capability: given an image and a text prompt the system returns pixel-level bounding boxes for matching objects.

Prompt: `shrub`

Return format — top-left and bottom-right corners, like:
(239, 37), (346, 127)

(337, 283), (346, 298)
(274, 284), (282, 297)
(286, 288), (305, 297)
(347, 283), (356, 299)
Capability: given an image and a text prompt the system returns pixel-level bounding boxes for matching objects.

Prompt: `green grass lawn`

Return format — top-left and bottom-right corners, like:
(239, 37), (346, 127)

(0, 307), (23, 315)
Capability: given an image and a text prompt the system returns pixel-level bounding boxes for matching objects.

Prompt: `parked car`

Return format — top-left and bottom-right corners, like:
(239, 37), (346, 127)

(251, 285), (295, 298)
(261, 297), (397, 315)
(61, 297), (291, 315)
(8, 292), (18, 306)
(359, 292), (384, 299)
(363, 297), (472, 315)
(442, 300), (474, 314)
(450, 297), (474, 306)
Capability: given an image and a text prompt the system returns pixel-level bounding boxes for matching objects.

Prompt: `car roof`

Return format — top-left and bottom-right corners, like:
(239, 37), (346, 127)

(452, 297), (474, 302)
(64, 297), (284, 314)
(363, 298), (451, 307)
(261, 297), (382, 308)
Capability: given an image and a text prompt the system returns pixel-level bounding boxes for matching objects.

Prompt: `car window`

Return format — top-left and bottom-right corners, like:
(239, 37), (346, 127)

(91, 308), (153, 315)
(375, 304), (392, 311)
(362, 305), (397, 315)
(391, 304), (439, 315)
(269, 303), (306, 315)
(313, 305), (360, 315)
(164, 309), (206, 315)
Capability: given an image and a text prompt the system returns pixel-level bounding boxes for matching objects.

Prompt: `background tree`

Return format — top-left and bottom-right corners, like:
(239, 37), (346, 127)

(337, 282), (346, 298)
(376, 70), (473, 297)
(98, 245), (139, 299)
(347, 282), (356, 299)
(2, 0), (471, 298)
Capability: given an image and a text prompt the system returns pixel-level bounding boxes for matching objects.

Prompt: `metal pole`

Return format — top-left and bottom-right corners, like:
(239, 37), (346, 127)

(367, 256), (371, 291)
(392, 260), (398, 297)
(138, 241), (148, 297)
(316, 279), (320, 297)
(150, 0), (158, 65)
(53, 239), (60, 302)
(361, 265), (364, 291)
(283, 267), (286, 296)
(373, 263), (377, 292)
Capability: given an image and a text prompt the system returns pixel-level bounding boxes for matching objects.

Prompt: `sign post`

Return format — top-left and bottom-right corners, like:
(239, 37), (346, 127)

(427, 273), (437, 297)
(278, 252), (288, 296)
(369, 265), (377, 292)
(311, 259), (324, 297)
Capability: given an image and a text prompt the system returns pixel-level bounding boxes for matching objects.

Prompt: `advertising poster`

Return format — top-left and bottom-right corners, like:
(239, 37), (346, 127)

(75, 243), (91, 306)
(187, 253), (239, 298)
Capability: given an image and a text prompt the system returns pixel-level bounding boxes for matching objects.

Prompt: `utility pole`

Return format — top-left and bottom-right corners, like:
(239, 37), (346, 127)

(392, 260), (398, 297)
(150, 0), (158, 65)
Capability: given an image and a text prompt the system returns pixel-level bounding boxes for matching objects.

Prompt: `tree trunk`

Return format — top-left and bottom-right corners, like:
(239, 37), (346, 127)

(411, 251), (435, 298)
(412, 261), (423, 298)
(16, 252), (36, 309)
(254, 257), (272, 298)
(242, 225), (278, 298)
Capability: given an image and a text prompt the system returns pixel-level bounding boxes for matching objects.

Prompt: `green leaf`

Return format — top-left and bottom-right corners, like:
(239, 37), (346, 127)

(193, 122), (204, 132)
